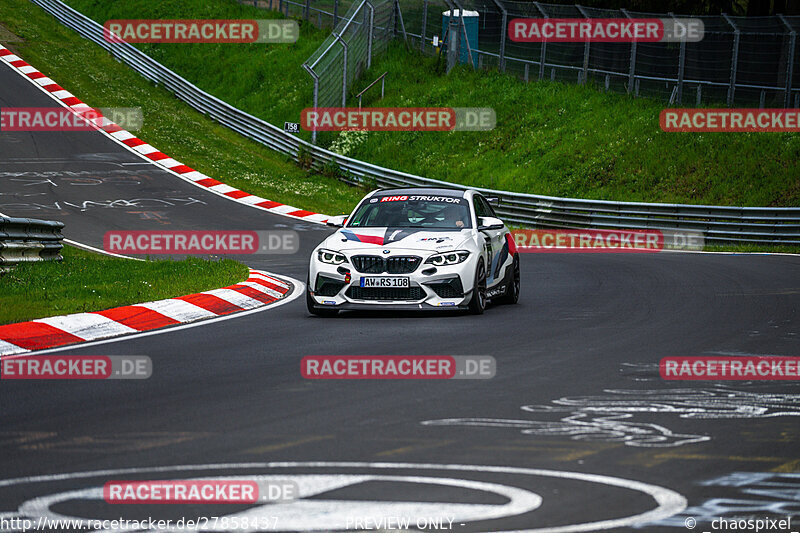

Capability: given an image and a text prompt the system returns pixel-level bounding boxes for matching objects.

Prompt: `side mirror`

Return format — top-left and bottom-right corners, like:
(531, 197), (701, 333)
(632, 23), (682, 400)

(485, 196), (501, 207)
(326, 215), (347, 228)
(478, 216), (505, 231)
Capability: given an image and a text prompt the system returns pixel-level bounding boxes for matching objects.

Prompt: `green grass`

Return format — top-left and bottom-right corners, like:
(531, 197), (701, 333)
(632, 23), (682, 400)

(0, 0), (364, 216)
(0, 246), (249, 325)
(55, 0), (800, 208)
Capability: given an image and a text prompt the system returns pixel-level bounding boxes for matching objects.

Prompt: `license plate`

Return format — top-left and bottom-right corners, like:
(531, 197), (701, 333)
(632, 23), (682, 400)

(360, 276), (409, 288)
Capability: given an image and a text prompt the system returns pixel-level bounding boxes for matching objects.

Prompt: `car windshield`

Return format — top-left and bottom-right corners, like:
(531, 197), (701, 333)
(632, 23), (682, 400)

(347, 195), (472, 229)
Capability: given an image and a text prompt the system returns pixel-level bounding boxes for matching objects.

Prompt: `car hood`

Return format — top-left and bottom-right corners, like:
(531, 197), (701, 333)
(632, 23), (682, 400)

(320, 227), (474, 254)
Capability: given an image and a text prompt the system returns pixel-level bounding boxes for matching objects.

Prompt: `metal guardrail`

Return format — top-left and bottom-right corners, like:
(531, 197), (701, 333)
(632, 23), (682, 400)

(30, 0), (800, 245)
(0, 217), (65, 266)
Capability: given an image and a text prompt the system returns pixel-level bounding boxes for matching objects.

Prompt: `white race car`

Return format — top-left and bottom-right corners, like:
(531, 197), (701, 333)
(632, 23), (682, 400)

(307, 187), (520, 316)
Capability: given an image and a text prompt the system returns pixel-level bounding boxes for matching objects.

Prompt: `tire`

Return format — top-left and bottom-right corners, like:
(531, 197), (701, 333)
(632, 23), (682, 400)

(306, 276), (338, 317)
(468, 259), (487, 315)
(496, 254), (520, 305)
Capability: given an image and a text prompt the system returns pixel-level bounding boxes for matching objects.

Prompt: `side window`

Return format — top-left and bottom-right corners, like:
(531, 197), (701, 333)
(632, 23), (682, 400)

(479, 197), (497, 218)
(473, 196), (490, 219)
(472, 196), (492, 219)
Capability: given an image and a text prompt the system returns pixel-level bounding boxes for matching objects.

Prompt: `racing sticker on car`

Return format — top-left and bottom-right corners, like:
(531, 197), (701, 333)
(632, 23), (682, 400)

(340, 230), (385, 245)
(376, 195), (465, 204)
(341, 228), (460, 246)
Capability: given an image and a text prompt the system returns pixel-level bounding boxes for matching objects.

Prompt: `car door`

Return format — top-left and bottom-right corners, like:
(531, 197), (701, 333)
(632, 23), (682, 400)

(473, 195), (506, 287)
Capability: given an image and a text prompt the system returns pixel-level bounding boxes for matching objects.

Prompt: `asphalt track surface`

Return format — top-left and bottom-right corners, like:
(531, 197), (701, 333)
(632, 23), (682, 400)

(1, 57), (800, 533)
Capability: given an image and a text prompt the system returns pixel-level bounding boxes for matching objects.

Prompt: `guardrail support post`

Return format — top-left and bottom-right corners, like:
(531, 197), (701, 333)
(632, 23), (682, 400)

(779, 15), (796, 109)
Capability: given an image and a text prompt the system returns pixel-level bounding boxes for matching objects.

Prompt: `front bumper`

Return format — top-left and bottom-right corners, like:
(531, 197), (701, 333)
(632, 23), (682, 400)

(308, 257), (476, 311)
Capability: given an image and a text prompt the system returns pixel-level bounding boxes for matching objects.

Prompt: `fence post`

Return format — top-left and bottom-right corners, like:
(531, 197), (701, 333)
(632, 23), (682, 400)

(421, 0), (428, 51)
(446, 17), (459, 72)
(779, 15), (796, 109)
(443, 0), (461, 67)
(302, 63), (319, 145)
(365, 0), (375, 68)
(576, 5), (590, 85)
(451, 0), (475, 68)
(304, 0), (310, 20)
(671, 13), (685, 104)
(333, 0), (339, 28)
(395, 0), (410, 48)
(490, 0), (507, 72)
(622, 9), (636, 93)
(721, 13), (739, 107)
(332, 33), (349, 106)
(533, 2), (548, 79)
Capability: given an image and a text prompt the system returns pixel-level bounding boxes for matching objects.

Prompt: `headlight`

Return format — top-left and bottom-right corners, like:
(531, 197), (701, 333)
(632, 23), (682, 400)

(425, 250), (470, 266)
(317, 249), (348, 265)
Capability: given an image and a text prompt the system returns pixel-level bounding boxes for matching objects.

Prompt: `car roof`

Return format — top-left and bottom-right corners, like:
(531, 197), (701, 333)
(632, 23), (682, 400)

(371, 187), (470, 198)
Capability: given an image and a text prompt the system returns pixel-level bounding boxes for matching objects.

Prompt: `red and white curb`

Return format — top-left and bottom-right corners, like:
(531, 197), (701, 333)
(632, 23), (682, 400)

(0, 269), (291, 356)
(0, 44), (331, 224)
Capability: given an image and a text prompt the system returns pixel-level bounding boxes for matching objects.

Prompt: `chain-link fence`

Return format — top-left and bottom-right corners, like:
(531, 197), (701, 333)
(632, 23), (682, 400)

(298, 0), (398, 142)
(255, 0), (800, 112)
(414, 1), (800, 108)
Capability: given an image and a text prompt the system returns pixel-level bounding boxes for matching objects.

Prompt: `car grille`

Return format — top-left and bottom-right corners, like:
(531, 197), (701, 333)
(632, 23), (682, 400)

(351, 255), (384, 273)
(346, 286), (424, 301)
(351, 255), (421, 274)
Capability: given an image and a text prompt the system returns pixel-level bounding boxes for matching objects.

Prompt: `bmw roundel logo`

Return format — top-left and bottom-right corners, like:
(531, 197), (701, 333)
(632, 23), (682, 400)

(383, 250), (390, 254)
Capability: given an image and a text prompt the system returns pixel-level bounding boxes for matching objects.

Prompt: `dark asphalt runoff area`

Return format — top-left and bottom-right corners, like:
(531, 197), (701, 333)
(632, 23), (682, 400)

(1, 57), (799, 533)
